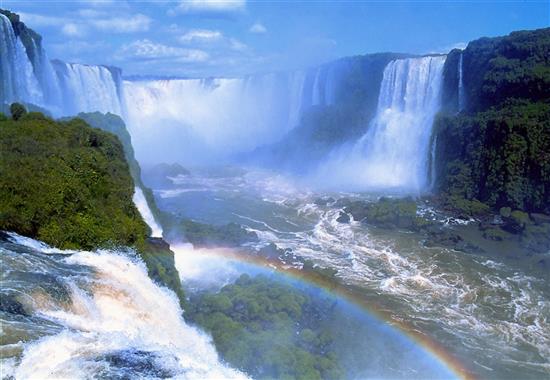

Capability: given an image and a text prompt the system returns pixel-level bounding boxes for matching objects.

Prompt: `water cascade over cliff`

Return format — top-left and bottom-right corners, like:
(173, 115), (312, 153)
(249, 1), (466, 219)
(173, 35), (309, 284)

(123, 67), (339, 163)
(0, 14), (43, 107)
(1, 234), (247, 379)
(0, 12), (123, 117)
(316, 56), (446, 192)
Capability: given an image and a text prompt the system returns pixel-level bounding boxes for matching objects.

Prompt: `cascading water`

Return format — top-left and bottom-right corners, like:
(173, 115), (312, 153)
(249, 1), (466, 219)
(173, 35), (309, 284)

(133, 187), (163, 238)
(458, 53), (465, 111)
(122, 70), (330, 163)
(315, 55), (446, 192)
(52, 61), (124, 116)
(0, 14), (42, 107)
(0, 233), (247, 379)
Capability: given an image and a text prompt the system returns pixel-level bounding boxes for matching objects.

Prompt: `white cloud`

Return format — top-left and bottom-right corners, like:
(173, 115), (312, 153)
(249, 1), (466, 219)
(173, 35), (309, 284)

(90, 14), (151, 33)
(171, 0), (246, 15)
(249, 22), (266, 34)
(18, 12), (64, 27)
(118, 39), (209, 62)
(179, 29), (223, 43)
(229, 38), (247, 51)
(62, 23), (87, 37)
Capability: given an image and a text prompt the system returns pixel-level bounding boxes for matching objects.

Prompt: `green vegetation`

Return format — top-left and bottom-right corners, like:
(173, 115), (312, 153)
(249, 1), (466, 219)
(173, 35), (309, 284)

(0, 109), (149, 250)
(9, 102), (26, 120)
(187, 274), (343, 380)
(174, 219), (258, 248)
(76, 112), (163, 223)
(436, 28), (550, 216)
(434, 100), (550, 214)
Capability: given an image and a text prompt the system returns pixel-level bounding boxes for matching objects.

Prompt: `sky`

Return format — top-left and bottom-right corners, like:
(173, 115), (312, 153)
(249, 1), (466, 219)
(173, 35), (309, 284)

(3, 0), (549, 78)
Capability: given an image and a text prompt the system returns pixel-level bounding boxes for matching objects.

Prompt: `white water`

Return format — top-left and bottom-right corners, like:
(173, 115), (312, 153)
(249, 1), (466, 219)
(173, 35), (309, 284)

(133, 187), (163, 238)
(0, 14), (42, 107)
(458, 53), (465, 111)
(52, 62), (123, 116)
(122, 72), (316, 163)
(316, 56), (446, 192)
(2, 235), (247, 379)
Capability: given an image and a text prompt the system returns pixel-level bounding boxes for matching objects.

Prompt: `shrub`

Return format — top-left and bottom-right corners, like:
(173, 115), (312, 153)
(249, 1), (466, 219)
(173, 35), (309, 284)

(9, 103), (26, 120)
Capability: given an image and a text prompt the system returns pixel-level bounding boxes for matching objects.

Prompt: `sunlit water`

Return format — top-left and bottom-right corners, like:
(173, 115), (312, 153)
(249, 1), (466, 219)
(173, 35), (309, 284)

(0, 233), (247, 380)
(154, 166), (550, 379)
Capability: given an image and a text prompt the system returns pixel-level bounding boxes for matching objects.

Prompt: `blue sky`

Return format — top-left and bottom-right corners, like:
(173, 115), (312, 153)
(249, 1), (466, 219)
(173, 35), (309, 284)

(4, 0), (549, 77)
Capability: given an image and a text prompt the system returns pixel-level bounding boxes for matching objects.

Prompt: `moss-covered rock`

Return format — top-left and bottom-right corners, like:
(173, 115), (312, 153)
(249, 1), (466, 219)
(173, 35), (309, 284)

(177, 220), (258, 248)
(139, 238), (186, 308)
(343, 197), (418, 229)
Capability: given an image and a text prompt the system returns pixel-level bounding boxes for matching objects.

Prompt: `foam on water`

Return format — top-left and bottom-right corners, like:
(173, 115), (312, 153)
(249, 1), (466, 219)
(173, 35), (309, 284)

(1, 239), (248, 379)
(133, 186), (163, 238)
(159, 168), (550, 378)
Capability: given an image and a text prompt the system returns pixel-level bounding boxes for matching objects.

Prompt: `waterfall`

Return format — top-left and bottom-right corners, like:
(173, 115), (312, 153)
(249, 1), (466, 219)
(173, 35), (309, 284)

(358, 55), (446, 191)
(1, 234), (248, 379)
(0, 14), (42, 107)
(311, 67), (322, 106)
(458, 52), (465, 111)
(133, 187), (163, 238)
(122, 71), (319, 163)
(52, 61), (124, 116)
(315, 56), (446, 192)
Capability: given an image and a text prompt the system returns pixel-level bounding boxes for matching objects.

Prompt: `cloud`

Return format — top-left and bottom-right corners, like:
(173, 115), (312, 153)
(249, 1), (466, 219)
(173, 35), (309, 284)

(90, 14), (151, 33)
(170, 0), (246, 15)
(249, 22), (266, 34)
(62, 23), (87, 37)
(118, 39), (209, 62)
(179, 29), (223, 43)
(18, 12), (63, 27)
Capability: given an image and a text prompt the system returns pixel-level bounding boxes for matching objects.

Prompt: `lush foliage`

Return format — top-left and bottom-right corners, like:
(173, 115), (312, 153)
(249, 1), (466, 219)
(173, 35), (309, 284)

(0, 113), (149, 249)
(76, 112), (163, 223)
(434, 100), (550, 213)
(9, 102), (26, 120)
(187, 274), (343, 380)
(436, 28), (550, 214)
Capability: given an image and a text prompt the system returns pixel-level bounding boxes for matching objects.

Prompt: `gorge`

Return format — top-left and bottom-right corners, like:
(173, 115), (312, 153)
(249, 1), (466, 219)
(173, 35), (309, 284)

(1, 6), (549, 380)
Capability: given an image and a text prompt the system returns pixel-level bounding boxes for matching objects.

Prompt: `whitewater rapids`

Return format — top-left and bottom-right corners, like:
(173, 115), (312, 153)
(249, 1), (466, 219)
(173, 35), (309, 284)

(0, 233), (247, 380)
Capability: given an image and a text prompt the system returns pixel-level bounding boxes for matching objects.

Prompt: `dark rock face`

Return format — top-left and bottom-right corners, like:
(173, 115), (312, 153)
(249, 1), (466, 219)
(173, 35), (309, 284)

(336, 212), (350, 224)
(0, 294), (28, 316)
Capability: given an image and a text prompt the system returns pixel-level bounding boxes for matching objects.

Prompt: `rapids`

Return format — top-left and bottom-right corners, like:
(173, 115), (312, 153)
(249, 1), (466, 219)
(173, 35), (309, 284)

(153, 166), (550, 379)
(0, 233), (247, 380)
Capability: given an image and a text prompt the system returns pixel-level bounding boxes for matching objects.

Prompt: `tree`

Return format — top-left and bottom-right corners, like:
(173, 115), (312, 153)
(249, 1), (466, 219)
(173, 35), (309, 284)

(9, 103), (27, 121)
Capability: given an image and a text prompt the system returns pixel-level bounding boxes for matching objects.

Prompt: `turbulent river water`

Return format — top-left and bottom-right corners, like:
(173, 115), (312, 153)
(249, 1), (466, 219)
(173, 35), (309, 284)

(154, 166), (550, 380)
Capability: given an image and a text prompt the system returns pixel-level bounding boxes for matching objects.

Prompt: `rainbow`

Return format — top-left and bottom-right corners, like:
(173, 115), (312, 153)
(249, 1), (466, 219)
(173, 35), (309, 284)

(175, 245), (476, 380)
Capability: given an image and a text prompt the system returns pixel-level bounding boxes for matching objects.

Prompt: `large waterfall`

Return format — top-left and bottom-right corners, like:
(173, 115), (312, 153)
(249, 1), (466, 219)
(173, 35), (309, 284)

(0, 14), (43, 107)
(122, 68), (338, 163)
(316, 55), (446, 192)
(0, 13), (123, 117)
(2, 11), (447, 192)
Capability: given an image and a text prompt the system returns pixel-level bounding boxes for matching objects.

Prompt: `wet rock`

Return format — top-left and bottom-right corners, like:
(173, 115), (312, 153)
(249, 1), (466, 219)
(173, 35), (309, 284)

(482, 227), (508, 241)
(530, 213), (550, 225)
(99, 349), (175, 379)
(334, 197), (352, 208)
(502, 210), (531, 233)
(424, 229), (483, 254)
(520, 223), (550, 253)
(314, 197), (335, 206)
(0, 294), (29, 316)
(258, 243), (292, 261)
(344, 197), (418, 229)
(336, 212), (350, 224)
